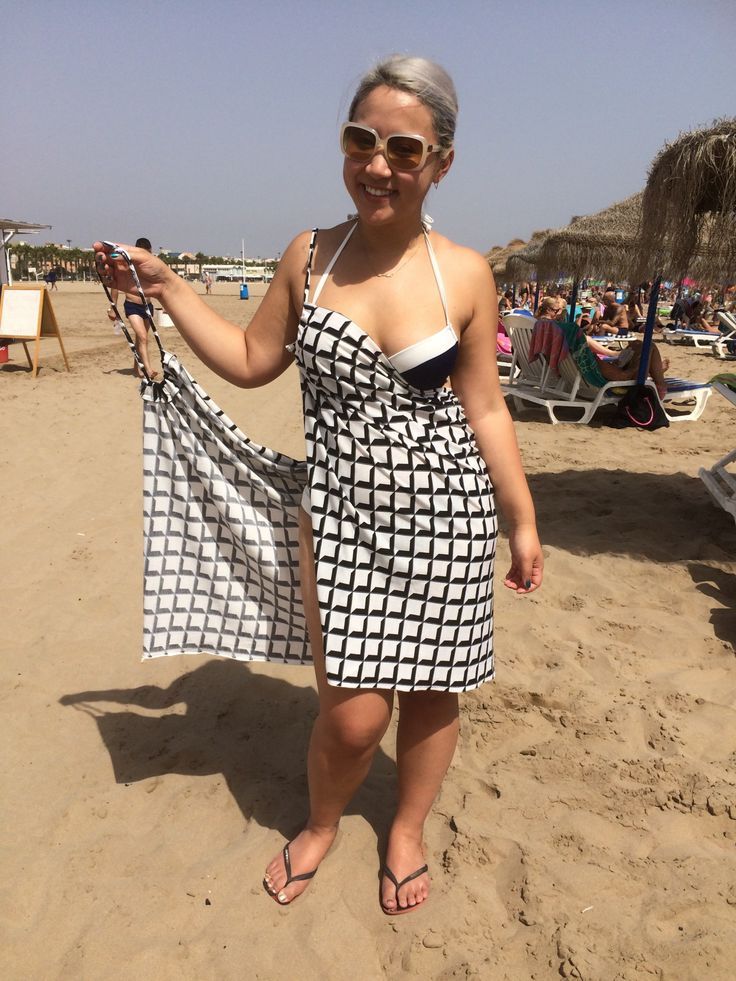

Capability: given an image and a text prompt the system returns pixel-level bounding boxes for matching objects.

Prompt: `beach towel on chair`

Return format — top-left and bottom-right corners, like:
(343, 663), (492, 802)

(528, 319), (569, 374)
(558, 322), (610, 388)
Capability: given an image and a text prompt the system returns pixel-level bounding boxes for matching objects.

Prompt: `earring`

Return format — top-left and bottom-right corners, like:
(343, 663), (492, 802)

(433, 179), (440, 189)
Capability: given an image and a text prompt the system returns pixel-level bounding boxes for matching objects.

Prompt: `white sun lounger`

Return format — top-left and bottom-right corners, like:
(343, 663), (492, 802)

(712, 313), (736, 360)
(663, 326), (722, 348)
(698, 382), (736, 524)
(503, 324), (712, 425)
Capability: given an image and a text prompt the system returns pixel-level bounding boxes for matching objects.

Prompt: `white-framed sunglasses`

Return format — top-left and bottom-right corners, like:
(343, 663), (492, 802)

(340, 122), (451, 172)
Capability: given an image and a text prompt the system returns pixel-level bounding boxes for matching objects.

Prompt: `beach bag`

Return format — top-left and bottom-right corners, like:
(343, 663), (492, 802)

(610, 384), (669, 431)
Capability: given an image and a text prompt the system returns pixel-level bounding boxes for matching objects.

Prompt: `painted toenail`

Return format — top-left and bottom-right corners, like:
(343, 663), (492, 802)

(278, 892), (287, 903)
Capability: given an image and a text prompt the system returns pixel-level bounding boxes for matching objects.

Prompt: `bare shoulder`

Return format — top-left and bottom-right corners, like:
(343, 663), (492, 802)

(310, 220), (355, 274)
(279, 221), (355, 310)
(432, 233), (495, 288)
(431, 234), (497, 327)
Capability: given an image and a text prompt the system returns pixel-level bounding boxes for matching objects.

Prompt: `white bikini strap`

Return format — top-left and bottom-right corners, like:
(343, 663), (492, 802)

(423, 230), (450, 324)
(311, 223), (357, 305)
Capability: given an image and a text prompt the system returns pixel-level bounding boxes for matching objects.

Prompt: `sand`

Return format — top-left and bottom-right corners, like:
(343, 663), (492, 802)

(2, 282), (735, 980)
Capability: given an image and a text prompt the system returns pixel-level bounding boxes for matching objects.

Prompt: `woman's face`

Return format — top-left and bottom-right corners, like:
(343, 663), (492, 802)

(343, 85), (453, 229)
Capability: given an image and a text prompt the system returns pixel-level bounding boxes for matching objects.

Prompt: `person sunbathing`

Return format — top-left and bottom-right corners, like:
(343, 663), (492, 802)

(543, 298), (669, 398)
(686, 300), (719, 333)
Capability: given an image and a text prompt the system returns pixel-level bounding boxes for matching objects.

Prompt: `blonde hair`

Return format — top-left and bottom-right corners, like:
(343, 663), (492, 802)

(349, 55), (458, 151)
(536, 296), (561, 319)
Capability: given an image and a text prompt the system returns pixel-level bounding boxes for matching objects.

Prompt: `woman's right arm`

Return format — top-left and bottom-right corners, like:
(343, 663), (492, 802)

(94, 231), (311, 388)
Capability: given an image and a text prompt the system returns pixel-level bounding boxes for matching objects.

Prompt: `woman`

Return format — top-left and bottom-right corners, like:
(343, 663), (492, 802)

(544, 297), (669, 396)
(94, 56), (543, 915)
(625, 291), (643, 331)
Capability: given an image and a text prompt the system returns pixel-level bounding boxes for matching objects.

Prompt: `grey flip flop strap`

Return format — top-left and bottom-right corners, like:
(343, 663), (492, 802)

(283, 844), (317, 886)
(383, 863), (429, 896)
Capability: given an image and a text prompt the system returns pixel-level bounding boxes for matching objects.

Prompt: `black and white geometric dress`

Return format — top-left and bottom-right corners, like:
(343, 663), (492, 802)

(141, 223), (497, 693)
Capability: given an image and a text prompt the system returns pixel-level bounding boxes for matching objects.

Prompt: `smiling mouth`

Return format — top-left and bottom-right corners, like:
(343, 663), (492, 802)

(362, 184), (394, 198)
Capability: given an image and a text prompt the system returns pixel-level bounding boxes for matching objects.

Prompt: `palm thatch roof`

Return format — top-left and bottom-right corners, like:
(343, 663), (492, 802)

(504, 228), (553, 281)
(533, 194), (643, 281)
(488, 237), (528, 279)
(635, 118), (736, 281)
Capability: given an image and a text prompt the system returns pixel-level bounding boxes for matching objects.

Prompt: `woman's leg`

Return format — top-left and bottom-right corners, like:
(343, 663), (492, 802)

(381, 690), (460, 912)
(602, 341), (669, 398)
(264, 506), (394, 904)
(126, 313), (156, 379)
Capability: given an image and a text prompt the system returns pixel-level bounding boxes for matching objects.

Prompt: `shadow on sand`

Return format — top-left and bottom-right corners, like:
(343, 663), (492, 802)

(524, 468), (736, 561)
(59, 659), (397, 846)
(689, 562), (736, 650)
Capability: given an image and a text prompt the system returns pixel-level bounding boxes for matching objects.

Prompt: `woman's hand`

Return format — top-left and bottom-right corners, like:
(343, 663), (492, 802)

(503, 523), (544, 594)
(93, 241), (174, 301)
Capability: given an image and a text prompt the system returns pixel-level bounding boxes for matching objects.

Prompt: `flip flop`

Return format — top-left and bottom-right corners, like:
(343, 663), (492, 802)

(380, 863), (429, 915)
(263, 842), (317, 905)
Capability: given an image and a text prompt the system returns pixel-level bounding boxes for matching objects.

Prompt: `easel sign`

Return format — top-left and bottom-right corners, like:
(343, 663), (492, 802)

(0, 284), (70, 377)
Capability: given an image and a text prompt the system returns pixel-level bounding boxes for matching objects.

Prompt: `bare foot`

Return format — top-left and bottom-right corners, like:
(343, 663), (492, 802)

(133, 360), (158, 381)
(381, 827), (430, 914)
(263, 823), (338, 905)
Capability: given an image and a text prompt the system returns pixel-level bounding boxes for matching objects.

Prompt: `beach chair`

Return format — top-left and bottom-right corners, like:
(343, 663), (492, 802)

(502, 319), (549, 393)
(502, 323), (712, 425)
(663, 325), (722, 348)
(712, 313), (736, 360)
(698, 382), (736, 524)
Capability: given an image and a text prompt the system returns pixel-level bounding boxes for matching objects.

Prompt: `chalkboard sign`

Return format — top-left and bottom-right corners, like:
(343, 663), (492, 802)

(0, 285), (69, 376)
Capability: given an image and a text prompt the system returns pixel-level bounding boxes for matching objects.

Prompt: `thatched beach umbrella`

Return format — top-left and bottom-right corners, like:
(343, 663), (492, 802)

(533, 193), (643, 282)
(636, 118), (736, 282)
(634, 119), (736, 385)
(505, 229), (553, 282)
(489, 238), (528, 286)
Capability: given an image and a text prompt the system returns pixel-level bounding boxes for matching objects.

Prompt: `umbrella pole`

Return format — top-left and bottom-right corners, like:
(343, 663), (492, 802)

(636, 275), (661, 386)
(568, 279), (579, 323)
(534, 280), (541, 311)
(511, 284), (517, 307)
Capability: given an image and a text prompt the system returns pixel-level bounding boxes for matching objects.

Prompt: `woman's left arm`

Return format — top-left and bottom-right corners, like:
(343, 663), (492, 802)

(450, 252), (543, 594)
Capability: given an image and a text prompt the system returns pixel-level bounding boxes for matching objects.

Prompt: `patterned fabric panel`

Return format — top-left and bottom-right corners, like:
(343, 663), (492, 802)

(142, 354), (310, 665)
(295, 304), (497, 692)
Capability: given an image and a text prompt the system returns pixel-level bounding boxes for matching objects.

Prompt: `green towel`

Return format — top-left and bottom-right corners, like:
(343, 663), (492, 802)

(559, 321), (609, 388)
(709, 372), (736, 392)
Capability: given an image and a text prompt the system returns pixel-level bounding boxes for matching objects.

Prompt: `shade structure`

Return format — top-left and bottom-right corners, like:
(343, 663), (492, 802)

(505, 229), (552, 281)
(635, 118), (736, 283)
(533, 194), (643, 282)
(0, 217), (52, 285)
(489, 238), (529, 282)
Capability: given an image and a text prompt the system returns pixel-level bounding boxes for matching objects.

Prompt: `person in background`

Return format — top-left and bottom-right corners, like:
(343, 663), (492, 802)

(626, 291), (643, 330)
(686, 299), (719, 333)
(590, 291), (628, 335)
(107, 237), (158, 379)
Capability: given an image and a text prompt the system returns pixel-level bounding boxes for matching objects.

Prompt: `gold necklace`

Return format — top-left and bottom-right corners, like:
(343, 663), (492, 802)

(359, 231), (424, 279)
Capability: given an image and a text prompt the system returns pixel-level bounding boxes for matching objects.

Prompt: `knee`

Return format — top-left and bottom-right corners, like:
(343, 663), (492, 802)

(320, 702), (390, 756)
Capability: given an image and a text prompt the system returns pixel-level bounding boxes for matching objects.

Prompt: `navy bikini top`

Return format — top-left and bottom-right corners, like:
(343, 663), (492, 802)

(310, 223), (459, 390)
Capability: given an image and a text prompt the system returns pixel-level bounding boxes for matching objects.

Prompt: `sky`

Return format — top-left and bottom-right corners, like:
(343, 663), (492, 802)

(3, 0), (735, 258)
